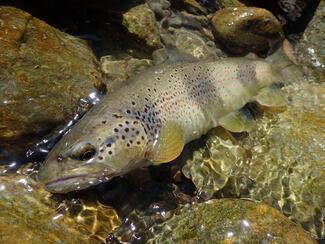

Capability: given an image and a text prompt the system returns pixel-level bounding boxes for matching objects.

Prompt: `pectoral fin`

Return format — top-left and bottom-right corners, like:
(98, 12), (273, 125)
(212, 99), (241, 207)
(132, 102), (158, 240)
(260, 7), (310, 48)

(254, 86), (286, 107)
(148, 122), (185, 165)
(219, 109), (255, 132)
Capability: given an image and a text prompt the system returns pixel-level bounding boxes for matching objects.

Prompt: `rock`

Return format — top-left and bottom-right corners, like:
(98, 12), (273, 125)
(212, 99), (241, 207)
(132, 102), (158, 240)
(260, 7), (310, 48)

(171, 0), (208, 15)
(296, 1), (325, 83)
(0, 6), (103, 162)
(152, 48), (169, 65)
(151, 199), (316, 243)
(182, 82), (325, 239)
(174, 29), (222, 59)
(218, 0), (246, 8)
(278, 0), (314, 21)
(160, 28), (225, 60)
(147, 0), (172, 19)
(211, 7), (283, 54)
(122, 4), (162, 49)
(0, 164), (120, 243)
(100, 56), (152, 91)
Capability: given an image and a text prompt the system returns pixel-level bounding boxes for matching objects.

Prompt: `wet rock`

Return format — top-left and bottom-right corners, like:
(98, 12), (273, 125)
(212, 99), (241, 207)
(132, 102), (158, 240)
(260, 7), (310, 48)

(152, 48), (169, 65)
(218, 0), (246, 8)
(0, 164), (120, 243)
(122, 4), (162, 49)
(171, 0), (208, 15)
(100, 56), (152, 91)
(160, 28), (225, 60)
(148, 0), (227, 61)
(296, 1), (325, 83)
(278, 0), (313, 21)
(0, 6), (103, 162)
(147, 0), (172, 19)
(174, 29), (222, 59)
(183, 82), (325, 239)
(151, 199), (316, 243)
(111, 182), (194, 243)
(211, 7), (283, 54)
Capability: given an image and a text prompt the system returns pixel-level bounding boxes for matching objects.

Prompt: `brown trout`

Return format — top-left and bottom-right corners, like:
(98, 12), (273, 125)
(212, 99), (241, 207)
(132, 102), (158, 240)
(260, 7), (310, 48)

(38, 42), (302, 193)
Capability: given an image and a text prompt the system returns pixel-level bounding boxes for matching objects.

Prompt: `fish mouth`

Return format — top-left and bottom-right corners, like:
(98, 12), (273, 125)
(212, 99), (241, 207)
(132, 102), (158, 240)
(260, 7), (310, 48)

(44, 174), (108, 193)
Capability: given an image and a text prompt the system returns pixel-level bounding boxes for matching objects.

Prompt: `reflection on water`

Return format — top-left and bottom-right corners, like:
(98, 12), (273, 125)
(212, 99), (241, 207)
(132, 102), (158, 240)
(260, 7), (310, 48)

(0, 164), (120, 243)
(148, 199), (316, 243)
(183, 81), (325, 239)
(0, 0), (323, 241)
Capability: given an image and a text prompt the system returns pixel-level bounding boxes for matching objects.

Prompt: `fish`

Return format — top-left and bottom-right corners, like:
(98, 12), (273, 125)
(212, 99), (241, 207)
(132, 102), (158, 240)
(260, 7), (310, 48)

(38, 41), (303, 193)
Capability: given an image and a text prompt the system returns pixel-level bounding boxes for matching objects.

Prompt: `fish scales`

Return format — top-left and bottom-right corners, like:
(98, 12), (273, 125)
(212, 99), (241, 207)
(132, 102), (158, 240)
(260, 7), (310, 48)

(38, 57), (287, 193)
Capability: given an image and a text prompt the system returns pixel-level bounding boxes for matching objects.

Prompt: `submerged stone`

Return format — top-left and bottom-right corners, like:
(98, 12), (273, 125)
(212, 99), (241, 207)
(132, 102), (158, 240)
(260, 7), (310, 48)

(100, 56), (152, 91)
(211, 7), (283, 54)
(0, 6), (103, 162)
(150, 199), (316, 243)
(0, 164), (120, 243)
(278, 0), (314, 21)
(183, 82), (325, 239)
(122, 4), (162, 49)
(173, 28), (222, 60)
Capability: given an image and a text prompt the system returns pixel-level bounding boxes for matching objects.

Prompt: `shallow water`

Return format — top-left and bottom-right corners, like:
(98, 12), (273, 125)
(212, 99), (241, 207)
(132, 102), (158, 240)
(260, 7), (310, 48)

(0, 82), (323, 243)
(183, 81), (325, 239)
(0, 0), (324, 243)
(0, 164), (120, 243)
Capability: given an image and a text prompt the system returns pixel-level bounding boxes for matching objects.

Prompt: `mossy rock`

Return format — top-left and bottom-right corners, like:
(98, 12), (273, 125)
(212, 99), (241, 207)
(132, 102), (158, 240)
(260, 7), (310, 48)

(0, 7), (103, 161)
(150, 199), (316, 243)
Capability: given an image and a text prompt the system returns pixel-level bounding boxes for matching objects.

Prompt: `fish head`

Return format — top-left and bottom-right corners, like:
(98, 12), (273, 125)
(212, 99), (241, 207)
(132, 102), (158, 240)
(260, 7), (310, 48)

(38, 114), (150, 193)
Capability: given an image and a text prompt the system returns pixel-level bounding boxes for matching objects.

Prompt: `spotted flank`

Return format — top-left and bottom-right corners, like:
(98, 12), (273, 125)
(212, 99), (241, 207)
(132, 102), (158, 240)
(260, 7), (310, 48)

(38, 46), (299, 193)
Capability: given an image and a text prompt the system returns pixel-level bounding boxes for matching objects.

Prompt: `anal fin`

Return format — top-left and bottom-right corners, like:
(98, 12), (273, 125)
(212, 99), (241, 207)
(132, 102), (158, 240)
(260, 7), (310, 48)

(219, 109), (255, 133)
(148, 122), (185, 165)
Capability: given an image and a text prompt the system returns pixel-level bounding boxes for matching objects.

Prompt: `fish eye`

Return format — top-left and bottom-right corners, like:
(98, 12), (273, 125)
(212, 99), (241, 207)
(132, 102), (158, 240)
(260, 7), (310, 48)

(71, 143), (97, 161)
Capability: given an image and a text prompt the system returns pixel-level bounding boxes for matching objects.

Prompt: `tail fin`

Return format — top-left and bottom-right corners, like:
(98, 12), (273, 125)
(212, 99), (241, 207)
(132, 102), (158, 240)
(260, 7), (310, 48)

(266, 39), (304, 84)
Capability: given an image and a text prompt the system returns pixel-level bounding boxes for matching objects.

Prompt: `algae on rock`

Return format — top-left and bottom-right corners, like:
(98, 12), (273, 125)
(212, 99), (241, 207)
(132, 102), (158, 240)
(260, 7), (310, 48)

(0, 164), (120, 243)
(150, 199), (316, 243)
(0, 6), (103, 162)
(122, 4), (162, 49)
